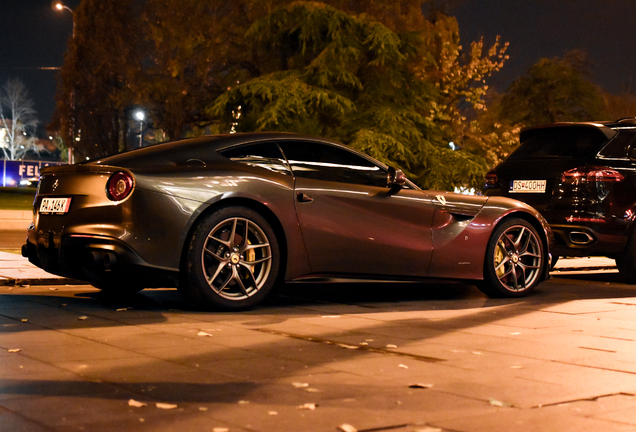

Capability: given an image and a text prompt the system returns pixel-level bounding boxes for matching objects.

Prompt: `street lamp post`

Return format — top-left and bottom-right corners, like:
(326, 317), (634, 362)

(52, 1), (75, 164)
(52, 1), (75, 36)
(134, 110), (145, 148)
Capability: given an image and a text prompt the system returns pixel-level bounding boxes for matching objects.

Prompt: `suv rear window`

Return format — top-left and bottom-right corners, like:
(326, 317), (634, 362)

(508, 126), (610, 161)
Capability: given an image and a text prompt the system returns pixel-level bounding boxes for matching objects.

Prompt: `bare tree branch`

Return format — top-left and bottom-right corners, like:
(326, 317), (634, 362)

(0, 78), (39, 160)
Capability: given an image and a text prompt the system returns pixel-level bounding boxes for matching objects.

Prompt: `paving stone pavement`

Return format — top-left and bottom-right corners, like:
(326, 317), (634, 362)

(2, 256), (636, 432)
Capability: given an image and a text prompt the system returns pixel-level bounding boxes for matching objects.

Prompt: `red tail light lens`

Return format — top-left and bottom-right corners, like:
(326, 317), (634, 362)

(484, 172), (498, 188)
(562, 167), (624, 184)
(106, 171), (134, 201)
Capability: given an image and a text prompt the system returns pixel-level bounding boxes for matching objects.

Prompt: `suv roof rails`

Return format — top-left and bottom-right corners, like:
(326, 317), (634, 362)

(615, 117), (636, 125)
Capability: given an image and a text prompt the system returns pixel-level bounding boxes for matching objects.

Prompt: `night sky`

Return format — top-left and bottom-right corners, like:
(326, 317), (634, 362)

(1, 0), (635, 131)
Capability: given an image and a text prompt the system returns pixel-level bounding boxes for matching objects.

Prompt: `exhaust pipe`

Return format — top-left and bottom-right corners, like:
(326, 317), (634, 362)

(89, 251), (118, 269)
(569, 231), (594, 245)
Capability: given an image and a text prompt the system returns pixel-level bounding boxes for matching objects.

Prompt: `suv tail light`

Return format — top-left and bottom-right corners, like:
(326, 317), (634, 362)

(106, 171), (134, 201)
(562, 167), (624, 185)
(484, 172), (498, 188)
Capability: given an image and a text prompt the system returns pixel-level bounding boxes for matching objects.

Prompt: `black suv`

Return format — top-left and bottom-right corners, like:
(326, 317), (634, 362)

(484, 118), (636, 280)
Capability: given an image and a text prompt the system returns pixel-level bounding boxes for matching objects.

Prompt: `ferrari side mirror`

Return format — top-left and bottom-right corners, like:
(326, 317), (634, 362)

(387, 167), (406, 187)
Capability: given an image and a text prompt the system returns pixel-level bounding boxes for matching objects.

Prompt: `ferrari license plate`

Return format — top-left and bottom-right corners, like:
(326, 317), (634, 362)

(39, 197), (72, 214)
(510, 180), (546, 193)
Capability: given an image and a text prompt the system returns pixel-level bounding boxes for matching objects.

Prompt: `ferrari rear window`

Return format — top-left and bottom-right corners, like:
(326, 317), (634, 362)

(510, 126), (610, 160)
(219, 142), (290, 174)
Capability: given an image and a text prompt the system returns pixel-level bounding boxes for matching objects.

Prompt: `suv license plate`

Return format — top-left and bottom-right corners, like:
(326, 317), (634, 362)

(510, 180), (546, 193)
(40, 197), (72, 214)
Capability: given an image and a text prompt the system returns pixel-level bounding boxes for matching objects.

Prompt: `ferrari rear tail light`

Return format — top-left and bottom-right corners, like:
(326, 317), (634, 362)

(562, 167), (624, 184)
(106, 171), (134, 201)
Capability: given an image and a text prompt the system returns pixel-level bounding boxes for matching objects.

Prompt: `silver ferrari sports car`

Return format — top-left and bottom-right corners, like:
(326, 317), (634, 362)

(23, 132), (552, 310)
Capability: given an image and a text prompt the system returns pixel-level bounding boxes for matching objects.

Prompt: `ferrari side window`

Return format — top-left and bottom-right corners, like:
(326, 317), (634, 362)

(218, 142), (291, 175)
(279, 141), (388, 187)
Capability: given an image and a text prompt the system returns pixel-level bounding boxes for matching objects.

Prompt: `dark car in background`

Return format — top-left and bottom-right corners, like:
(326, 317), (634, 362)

(23, 132), (552, 310)
(485, 118), (636, 280)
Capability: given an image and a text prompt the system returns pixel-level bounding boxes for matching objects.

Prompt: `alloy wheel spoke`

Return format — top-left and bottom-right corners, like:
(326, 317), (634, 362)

(510, 263), (520, 289)
(203, 245), (225, 261)
(237, 219), (249, 250)
(213, 267), (234, 292)
(512, 226), (526, 249)
(233, 266), (255, 296)
(494, 254), (511, 273)
(245, 255), (271, 266)
(243, 242), (270, 253)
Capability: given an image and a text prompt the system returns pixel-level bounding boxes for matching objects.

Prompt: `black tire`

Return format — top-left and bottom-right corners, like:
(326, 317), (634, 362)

(180, 206), (280, 310)
(478, 218), (544, 298)
(616, 227), (636, 283)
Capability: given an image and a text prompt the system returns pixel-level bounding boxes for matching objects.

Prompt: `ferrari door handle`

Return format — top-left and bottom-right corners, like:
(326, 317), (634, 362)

(296, 192), (314, 203)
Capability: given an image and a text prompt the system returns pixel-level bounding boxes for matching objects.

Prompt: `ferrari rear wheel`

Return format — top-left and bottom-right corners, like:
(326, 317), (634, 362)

(478, 218), (544, 298)
(181, 206), (280, 310)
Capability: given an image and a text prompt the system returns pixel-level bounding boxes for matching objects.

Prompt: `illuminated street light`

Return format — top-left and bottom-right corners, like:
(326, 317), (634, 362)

(134, 110), (145, 148)
(52, 1), (75, 37)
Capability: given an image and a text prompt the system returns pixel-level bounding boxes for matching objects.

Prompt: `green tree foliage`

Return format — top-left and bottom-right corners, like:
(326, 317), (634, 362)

(499, 50), (606, 127)
(50, 0), (137, 160)
(211, 2), (507, 190)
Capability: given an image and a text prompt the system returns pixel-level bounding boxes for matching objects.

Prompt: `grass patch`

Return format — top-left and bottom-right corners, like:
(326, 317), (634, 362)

(0, 187), (36, 211)
(0, 248), (21, 254)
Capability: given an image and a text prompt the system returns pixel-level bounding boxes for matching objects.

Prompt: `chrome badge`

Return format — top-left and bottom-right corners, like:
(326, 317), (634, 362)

(435, 194), (446, 205)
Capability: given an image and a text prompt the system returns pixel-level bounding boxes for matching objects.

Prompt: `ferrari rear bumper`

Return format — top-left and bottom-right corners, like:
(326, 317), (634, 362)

(22, 228), (178, 289)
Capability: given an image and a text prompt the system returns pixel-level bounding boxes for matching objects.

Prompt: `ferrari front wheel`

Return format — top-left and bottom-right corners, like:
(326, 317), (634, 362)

(181, 206), (280, 310)
(478, 218), (544, 298)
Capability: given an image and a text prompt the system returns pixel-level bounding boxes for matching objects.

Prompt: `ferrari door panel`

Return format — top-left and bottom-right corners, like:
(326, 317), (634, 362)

(293, 178), (434, 277)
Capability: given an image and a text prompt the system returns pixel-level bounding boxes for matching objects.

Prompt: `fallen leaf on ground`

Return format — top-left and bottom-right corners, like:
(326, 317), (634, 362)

(489, 398), (512, 407)
(116, 308), (128, 312)
(386, 344), (398, 348)
(212, 428), (229, 432)
(338, 424), (357, 432)
(128, 399), (146, 407)
(268, 411), (278, 415)
(398, 364), (408, 369)
(238, 400), (249, 404)
(8, 348), (21, 353)
(408, 383), (434, 389)
(77, 316), (88, 320)
(338, 344), (359, 350)
(21, 319), (28, 322)
(414, 427), (442, 432)
(297, 403), (317, 410)
(156, 402), (178, 410)
(292, 382), (309, 388)
(197, 331), (213, 337)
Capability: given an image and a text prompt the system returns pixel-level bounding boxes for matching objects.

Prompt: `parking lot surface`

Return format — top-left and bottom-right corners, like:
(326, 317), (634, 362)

(3, 260), (636, 432)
